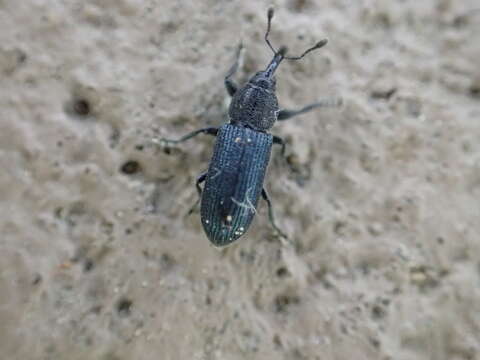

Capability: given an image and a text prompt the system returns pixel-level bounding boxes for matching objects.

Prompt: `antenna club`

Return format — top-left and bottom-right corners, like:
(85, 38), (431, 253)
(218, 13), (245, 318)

(267, 7), (274, 20)
(265, 8), (327, 61)
(316, 39), (328, 48)
(278, 46), (288, 56)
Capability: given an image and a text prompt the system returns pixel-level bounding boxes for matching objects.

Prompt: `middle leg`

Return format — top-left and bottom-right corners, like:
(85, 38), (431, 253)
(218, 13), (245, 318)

(160, 127), (218, 146)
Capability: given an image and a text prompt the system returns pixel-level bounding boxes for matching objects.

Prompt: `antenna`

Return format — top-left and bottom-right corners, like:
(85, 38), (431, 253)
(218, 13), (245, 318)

(264, 7), (328, 61)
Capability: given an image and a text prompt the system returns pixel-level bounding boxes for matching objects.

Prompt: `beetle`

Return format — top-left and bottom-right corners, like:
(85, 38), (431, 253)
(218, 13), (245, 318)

(161, 8), (337, 246)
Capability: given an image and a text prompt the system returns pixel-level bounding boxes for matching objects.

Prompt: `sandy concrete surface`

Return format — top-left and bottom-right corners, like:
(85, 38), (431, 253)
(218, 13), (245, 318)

(1, 0), (480, 359)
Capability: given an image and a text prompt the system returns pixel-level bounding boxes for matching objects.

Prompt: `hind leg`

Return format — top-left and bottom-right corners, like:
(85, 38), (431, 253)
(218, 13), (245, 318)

(261, 188), (287, 239)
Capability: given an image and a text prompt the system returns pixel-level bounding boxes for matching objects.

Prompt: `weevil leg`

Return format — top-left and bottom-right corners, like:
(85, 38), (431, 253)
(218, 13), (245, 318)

(277, 98), (343, 121)
(159, 127), (218, 146)
(224, 43), (243, 97)
(272, 135), (286, 157)
(188, 172), (207, 215)
(261, 188), (287, 239)
(195, 172), (207, 197)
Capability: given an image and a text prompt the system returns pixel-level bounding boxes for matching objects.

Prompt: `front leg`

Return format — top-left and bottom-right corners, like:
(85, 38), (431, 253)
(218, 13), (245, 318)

(224, 43), (243, 97)
(277, 98), (342, 121)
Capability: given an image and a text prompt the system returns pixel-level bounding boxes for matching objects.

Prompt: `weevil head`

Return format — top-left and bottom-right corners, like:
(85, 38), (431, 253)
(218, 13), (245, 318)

(248, 71), (277, 92)
(262, 45), (287, 79)
(228, 7), (328, 132)
(228, 47), (286, 131)
(247, 46), (287, 91)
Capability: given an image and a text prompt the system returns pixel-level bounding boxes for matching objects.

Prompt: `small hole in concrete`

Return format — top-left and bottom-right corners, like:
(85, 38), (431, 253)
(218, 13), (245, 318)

(73, 98), (90, 116)
(120, 160), (141, 175)
(276, 267), (289, 278)
(116, 298), (133, 317)
(83, 258), (94, 272)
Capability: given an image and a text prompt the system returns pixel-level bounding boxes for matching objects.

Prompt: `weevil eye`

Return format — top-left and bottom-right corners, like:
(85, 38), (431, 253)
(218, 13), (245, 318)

(257, 79), (270, 88)
(250, 73), (276, 90)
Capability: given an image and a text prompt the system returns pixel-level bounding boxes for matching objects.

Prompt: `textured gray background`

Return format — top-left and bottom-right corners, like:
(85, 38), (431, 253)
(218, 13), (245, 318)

(1, 0), (480, 359)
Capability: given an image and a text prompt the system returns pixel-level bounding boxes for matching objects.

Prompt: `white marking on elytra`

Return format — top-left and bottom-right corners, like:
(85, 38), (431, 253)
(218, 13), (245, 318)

(230, 187), (257, 214)
(210, 167), (222, 180)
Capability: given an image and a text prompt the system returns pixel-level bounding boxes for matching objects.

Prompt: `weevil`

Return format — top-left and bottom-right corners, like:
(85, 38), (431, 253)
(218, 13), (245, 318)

(162, 8), (338, 246)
